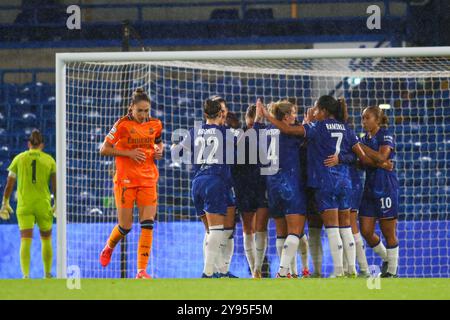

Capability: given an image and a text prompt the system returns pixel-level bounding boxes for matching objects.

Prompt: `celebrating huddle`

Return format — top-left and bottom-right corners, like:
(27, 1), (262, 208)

(175, 95), (399, 279)
(99, 87), (399, 279)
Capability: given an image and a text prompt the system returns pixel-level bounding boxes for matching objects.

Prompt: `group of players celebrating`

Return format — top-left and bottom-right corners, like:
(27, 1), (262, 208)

(99, 88), (399, 279)
(176, 94), (399, 279)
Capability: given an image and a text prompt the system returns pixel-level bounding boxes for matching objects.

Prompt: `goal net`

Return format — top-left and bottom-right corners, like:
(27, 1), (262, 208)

(57, 48), (450, 278)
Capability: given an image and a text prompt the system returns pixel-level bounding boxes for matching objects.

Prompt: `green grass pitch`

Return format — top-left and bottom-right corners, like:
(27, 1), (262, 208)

(0, 278), (449, 300)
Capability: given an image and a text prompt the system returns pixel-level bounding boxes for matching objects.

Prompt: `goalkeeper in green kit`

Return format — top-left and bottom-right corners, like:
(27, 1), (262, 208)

(0, 130), (56, 279)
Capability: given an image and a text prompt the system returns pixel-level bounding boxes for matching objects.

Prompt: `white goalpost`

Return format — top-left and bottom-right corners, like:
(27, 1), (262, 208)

(56, 47), (450, 279)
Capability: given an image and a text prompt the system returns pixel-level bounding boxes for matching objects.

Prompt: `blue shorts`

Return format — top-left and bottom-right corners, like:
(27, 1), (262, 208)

(234, 174), (268, 213)
(192, 175), (228, 216)
(315, 186), (351, 213)
(359, 188), (398, 219)
(266, 170), (306, 217)
(350, 183), (364, 212)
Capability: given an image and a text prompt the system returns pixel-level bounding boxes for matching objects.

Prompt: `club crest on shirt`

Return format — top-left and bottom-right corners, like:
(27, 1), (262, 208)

(130, 128), (137, 134)
(149, 127), (154, 135)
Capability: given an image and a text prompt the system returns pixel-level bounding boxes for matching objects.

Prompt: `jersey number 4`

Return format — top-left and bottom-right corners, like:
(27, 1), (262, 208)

(331, 132), (343, 155)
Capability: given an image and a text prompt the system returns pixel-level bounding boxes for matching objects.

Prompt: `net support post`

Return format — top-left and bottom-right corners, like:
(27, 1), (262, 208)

(56, 54), (67, 279)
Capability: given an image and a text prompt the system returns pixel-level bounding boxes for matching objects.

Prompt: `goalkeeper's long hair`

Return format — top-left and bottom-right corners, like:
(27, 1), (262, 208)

(127, 87), (151, 114)
(29, 129), (44, 147)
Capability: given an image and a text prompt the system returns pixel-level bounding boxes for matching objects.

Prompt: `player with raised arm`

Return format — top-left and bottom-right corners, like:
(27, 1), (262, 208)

(0, 130), (56, 279)
(255, 99), (307, 278)
(230, 105), (269, 278)
(258, 95), (375, 277)
(299, 106), (321, 278)
(99, 88), (163, 279)
(357, 106), (399, 278)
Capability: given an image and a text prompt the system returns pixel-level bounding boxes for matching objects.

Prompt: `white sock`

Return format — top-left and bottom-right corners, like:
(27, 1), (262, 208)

(276, 237), (286, 260)
(203, 225), (223, 276)
(354, 232), (369, 273)
(372, 239), (388, 262)
(224, 229), (234, 273)
(203, 231), (208, 264)
(255, 231), (267, 272)
(308, 228), (323, 275)
(298, 234), (309, 271)
(217, 228), (234, 274)
(325, 227), (344, 276)
(340, 227), (356, 275)
(279, 235), (300, 277)
(290, 254), (298, 276)
(387, 245), (399, 275)
(343, 252), (348, 274)
(243, 233), (256, 275)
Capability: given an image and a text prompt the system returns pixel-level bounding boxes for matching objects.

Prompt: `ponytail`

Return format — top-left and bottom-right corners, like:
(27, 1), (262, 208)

(29, 129), (44, 147)
(380, 110), (389, 128)
(338, 98), (348, 123)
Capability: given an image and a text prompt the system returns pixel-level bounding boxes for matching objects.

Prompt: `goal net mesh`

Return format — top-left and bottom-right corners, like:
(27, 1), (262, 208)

(64, 54), (450, 278)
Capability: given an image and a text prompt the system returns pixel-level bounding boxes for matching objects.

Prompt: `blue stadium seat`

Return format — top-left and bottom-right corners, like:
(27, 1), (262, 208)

(210, 9), (239, 20)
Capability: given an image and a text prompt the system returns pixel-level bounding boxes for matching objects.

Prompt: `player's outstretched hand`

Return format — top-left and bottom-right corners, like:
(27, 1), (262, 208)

(128, 148), (146, 163)
(256, 98), (269, 118)
(304, 107), (316, 124)
(154, 144), (164, 160)
(324, 154), (339, 167)
(0, 197), (13, 220)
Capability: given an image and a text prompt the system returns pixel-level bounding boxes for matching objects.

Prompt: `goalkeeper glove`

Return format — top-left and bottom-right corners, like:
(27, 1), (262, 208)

(0, 197), (13, 220)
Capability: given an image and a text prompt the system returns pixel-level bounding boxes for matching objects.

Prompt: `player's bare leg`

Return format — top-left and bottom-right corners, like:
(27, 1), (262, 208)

(242, 211), (256, 277)
(322, 209), (344, 277)
(100, 207), (132, 267)
(254, 207), (269, 278)
(135, 205), (157, 279)
(350, 210), (369, 277)
(380, 218), (399, 277)
(339, 209), (356, 276)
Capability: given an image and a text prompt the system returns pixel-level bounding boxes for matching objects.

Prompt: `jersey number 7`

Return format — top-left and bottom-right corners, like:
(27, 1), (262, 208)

(331, 132), (343, 156)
